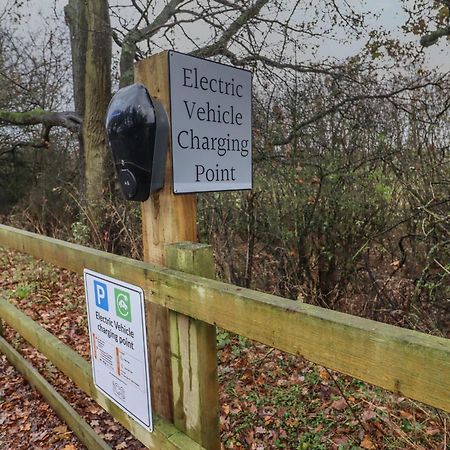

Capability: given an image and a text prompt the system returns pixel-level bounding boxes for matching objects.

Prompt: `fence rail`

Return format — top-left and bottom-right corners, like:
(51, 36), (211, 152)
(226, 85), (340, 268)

(0, 298), (203, 450)
(0, 333), (112, 450)
(0, 224), (449, 425)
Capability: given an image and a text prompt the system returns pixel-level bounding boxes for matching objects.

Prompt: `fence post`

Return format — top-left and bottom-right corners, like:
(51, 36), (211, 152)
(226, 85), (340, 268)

(135, 53), (198, 422)
(166, 243), (220, 450)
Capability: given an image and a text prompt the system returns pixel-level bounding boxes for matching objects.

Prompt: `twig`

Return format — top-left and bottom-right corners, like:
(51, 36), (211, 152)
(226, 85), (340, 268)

(444, 416), (447, 450)
(253, 348), (274, 367)
(324, 367), (381, 449)
(434, 258), (450, 276)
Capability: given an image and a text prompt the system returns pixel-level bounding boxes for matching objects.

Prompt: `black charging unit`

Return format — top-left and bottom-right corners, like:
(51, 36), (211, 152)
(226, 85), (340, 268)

(106, 83), (169, 201)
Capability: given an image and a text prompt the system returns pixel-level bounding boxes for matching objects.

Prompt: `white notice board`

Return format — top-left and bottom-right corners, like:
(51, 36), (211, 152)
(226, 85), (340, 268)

(169, 50), (252, 193)
(84, 269), (153, 431)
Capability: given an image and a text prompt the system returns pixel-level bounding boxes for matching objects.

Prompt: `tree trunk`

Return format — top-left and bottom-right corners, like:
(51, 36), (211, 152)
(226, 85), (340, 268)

(83, 0), (112, 235)
(64, 0), (87, 182)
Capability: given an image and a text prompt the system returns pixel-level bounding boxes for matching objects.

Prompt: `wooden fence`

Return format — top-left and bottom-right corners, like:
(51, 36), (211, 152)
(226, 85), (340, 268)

(0, 223), (449, 449)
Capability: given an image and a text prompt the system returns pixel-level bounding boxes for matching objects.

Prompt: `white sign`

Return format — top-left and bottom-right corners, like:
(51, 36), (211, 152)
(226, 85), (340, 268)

(169, 50), (252, 193)
(84, 269), (153, 431)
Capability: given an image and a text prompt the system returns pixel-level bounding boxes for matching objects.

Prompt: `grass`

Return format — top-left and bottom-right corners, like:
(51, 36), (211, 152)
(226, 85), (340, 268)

(218, 331), (449, 449)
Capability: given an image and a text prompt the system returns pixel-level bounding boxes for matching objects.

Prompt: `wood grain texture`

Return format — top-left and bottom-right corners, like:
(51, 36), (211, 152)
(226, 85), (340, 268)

(134, 52), (197, 422)
(0, 335), (112, 450)
(166, 243), (220, 450)
(0, 224), (449, 413)
(134, 52), (198, 266)
(0, 299), (204, 450)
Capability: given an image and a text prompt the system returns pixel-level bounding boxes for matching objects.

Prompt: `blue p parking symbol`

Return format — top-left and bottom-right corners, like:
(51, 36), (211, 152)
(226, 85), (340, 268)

(94, 280), (109, 311)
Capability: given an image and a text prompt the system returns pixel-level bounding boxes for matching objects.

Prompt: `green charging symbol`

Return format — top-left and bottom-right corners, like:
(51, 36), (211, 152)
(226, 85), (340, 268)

(114, 288), (131, 322)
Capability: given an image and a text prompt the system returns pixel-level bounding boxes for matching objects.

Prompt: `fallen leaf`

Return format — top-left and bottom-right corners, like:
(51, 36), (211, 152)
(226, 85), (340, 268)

(286, 417), (299, 427)
(115, 443), (127, 450)
(63, 445), (77, 450)
(425, 427), (440, 436)
(245, 430), (254, 446)
(53, 424), (72, 440)
(333, 435), (349, 447)
(362, 409), (376, 422)
(360, 435), (375, 449)
(53, 425), (68, 434)
(331, 397), (347, 410)
(335, 426), (351, 434)
(87, 405), (100, 414)
(400, 410), (413, 420)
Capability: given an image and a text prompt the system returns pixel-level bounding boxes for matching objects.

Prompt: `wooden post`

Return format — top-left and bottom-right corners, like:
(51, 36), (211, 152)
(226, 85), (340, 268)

(134, 52), (197, 422)
(166, 243), (220, 450)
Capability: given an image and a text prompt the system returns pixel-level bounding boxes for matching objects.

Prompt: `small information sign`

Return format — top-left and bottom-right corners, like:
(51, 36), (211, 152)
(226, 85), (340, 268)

(169, 50), (252, 193)
(84, 269), (153, 431)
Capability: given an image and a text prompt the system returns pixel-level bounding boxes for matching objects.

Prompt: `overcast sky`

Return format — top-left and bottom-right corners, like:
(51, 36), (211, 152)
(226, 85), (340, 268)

(311, 0), (449, 71)
(7, 0), (450, 72)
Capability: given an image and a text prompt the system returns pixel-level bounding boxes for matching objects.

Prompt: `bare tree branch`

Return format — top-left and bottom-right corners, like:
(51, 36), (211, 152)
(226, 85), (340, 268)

(0, 139), (49, 157)
(273, 79), (445, 146)
(420, 25), (450, 47)
(0, 109), (82, 135)
(119, 0), (185, 86)
(218, 48), (342, 77)
(192, 0), (271, 58)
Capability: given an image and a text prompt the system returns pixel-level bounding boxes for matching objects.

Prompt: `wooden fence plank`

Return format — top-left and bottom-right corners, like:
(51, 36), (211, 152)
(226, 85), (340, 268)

(0, 224), (449, 412)
(0, 298), (204, 450)
(166, 243), (220, 449)
(0, 336), (112, 450)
